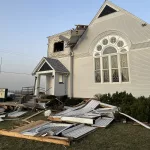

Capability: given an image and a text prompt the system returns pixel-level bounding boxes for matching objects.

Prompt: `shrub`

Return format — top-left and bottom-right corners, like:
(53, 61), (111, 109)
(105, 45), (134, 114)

(94, 92), (150, 123)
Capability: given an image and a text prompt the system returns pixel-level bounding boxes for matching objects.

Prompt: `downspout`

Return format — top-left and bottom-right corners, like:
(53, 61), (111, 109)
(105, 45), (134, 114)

(70, 48), (74, 98)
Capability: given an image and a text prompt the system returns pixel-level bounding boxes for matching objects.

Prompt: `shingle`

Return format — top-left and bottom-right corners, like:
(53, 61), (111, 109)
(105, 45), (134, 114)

(44, 57), (69, 73)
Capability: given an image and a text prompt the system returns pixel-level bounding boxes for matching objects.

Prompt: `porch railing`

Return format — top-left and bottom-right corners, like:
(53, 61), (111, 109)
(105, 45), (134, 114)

(21, 86), (34, 95)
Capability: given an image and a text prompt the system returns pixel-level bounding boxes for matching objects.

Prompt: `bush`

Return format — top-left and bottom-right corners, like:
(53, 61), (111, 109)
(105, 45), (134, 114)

(94, 92), (150, 123)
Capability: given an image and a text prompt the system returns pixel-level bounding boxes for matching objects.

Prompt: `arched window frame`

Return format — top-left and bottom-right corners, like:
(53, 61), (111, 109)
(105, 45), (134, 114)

(93, 35), (130, 84)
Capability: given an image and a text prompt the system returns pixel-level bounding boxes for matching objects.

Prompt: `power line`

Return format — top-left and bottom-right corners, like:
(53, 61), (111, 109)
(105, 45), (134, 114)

(0, 49), (42, 61)
(1, 71), (31, 76)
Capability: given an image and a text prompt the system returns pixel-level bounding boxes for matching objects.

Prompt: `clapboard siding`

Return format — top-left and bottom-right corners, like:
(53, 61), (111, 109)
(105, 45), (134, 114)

(73, 48), (150, 98)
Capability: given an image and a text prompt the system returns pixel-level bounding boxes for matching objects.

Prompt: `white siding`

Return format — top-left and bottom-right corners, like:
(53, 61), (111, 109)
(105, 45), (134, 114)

(73, 48), (150, 98)
(54, 73), (67, 96)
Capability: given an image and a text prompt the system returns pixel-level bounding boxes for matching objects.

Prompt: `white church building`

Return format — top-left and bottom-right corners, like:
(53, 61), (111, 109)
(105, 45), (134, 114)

(32, 1), (150, 98)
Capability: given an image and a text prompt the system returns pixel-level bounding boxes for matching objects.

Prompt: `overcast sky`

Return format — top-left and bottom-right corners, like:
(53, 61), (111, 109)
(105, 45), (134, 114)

(0, 0), (150, 91)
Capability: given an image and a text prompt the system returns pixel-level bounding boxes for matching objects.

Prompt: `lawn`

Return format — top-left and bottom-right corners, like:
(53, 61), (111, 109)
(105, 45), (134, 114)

(0, 120), (150, 150)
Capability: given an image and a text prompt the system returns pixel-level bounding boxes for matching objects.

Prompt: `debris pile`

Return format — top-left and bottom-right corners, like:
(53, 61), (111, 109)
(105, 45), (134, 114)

(0, 99), (150, 146)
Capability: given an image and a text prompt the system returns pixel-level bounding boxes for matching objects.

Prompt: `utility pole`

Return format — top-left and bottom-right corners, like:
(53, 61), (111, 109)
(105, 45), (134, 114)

(0, 57), (2, 74)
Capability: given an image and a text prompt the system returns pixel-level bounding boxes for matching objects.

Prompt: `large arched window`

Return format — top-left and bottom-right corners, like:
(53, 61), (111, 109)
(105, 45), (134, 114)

(93, 35), (129, 83)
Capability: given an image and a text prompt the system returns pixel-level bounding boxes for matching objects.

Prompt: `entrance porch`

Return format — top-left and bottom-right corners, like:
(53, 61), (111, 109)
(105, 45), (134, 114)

(32, 57), (69, 97)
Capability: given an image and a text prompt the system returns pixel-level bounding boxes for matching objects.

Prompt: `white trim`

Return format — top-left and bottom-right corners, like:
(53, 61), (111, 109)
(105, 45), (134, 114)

(32, 58), (45, 75)
(89, 1), (120, 25)
(32, 57), (55, 75)
(36, 70), (54, 75)
(90, 1), (147, 27)
(94, 51), (130, 84)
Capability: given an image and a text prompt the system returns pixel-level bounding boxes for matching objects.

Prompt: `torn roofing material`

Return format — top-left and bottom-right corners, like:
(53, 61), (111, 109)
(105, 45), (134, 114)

(54, 100), (100, 117)
(92, 117), (114, 128)
(62, 124), (96, 139)
(8, 111), (27, 118)
(21, 122), (73, 136)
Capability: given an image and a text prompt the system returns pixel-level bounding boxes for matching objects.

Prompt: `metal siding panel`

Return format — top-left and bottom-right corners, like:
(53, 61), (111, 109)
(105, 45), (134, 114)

(62, 124), (96, 139)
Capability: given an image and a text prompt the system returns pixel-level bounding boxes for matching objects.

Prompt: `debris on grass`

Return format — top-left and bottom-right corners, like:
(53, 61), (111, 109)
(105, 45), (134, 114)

(0, 98), (150, 146)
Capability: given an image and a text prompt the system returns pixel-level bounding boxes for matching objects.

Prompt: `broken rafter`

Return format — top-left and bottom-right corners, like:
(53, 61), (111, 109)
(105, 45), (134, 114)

(119, 112), (150, 129)
(22, 110), (44, 123)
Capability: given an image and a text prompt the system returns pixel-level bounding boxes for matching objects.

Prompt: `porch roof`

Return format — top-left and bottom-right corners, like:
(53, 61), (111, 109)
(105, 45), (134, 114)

(32, 57), (69, 75)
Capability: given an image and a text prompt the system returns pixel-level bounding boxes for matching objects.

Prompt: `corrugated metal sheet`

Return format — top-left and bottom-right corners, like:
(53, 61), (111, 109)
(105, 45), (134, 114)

(21, 122), (73, 136)
(55, 103), (86, 116)
(93, 117), (114, 128)
(8, 111), (27, 118)
(62, 124), (96, 139)
(57, 100), (100, 117)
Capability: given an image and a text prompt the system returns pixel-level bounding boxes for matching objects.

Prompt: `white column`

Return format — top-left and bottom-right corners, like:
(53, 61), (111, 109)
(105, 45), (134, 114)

(46, 74), (51, 95)
(34, 74), (41, 96)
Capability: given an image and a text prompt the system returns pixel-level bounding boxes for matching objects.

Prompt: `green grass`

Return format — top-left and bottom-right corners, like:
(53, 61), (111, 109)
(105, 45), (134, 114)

(0, 121), (150, 150)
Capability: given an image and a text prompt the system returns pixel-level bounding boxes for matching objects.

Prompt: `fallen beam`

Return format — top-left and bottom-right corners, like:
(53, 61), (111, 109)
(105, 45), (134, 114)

(22, 110), (44, 123)
(48, 116), (94, 125)
(119, 112), (150, 129)
(48, 116), (62, 122)
(0, 130), (70, 146)
(61, 116), (94, 125)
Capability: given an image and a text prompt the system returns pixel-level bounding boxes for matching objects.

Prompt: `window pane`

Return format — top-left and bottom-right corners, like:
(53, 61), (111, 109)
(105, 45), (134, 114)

(121, 68), (129, 82)
(120, 54), (128, 67)
(103, 46), (117, 55)
(59, 75), (63, 83)
(103, 70), (109, 82)
(103, 57), (109, 69)
(95, 58), (100, 70)
(95, 70), (101, 83)
(112, 69), (119, 82)
(111, 55), (118, 68)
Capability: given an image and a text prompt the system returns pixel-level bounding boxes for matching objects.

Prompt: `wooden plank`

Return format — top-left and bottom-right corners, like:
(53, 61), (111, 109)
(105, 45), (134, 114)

(22, 110), (44, 122)
(48, 116), (62, 122)
(0, 130), (70, 146)
(11, 120), (47, 132)
(0, 102), (25, 107)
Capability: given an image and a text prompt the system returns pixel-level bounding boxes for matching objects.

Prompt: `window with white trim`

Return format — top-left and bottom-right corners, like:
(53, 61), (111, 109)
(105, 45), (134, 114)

(59, 74), (63, 84)
(94, 35), (129, 83)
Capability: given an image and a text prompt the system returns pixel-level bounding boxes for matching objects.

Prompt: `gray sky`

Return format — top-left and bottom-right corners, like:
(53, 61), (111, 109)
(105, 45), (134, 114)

(0, 0), (150, 91)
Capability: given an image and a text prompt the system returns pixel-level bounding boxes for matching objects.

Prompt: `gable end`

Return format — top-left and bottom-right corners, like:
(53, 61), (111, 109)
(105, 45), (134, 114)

(98, 5), (117, 18)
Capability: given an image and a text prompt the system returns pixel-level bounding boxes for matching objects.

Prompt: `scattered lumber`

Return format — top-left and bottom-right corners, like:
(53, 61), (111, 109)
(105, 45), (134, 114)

(22, 110), (44, 123)
(0, 130), (70, 146)
(0, 102), (25, 108)
(11, 120), (48, 132)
